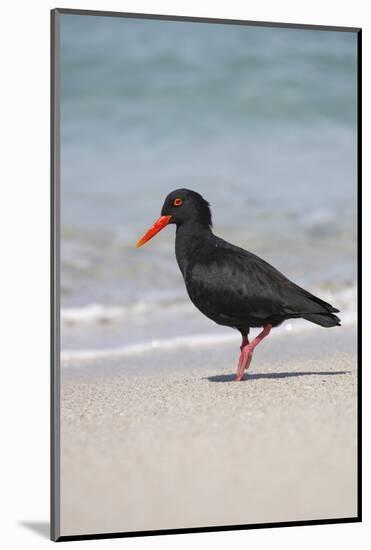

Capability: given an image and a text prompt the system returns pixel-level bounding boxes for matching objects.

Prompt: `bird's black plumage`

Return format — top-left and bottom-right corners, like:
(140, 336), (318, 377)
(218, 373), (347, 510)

(159, 188), (340, 333)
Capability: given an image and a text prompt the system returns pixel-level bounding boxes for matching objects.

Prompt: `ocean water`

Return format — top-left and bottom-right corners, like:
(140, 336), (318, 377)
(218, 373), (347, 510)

(59, 14), (358, 359)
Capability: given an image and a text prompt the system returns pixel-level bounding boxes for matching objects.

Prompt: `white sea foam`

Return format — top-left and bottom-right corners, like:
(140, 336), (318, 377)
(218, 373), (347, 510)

(61, 304), (124, 325)
(61, 332), (237, 364)
(61, 284), (356, 328)
(61, 300), (193, 325)
(61, 311), (356, 366)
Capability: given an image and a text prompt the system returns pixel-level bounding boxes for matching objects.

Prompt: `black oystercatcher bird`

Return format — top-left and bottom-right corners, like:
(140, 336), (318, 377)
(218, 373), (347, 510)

(136, 189), (341, 381)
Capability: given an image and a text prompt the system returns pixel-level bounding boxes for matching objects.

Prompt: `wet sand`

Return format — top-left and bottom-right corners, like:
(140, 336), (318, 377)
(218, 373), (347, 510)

(60, 327), (358, 536)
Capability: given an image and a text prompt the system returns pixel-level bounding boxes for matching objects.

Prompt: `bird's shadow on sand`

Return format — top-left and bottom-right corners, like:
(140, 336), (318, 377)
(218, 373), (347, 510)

(206, 371), (350, 383)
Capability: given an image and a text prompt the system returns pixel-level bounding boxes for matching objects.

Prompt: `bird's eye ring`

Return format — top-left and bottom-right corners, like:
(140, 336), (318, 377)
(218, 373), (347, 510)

(173, 198), (183, 207)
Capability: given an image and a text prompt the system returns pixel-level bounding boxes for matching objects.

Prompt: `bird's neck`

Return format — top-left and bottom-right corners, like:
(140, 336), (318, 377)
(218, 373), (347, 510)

(175, 221), (213, 277)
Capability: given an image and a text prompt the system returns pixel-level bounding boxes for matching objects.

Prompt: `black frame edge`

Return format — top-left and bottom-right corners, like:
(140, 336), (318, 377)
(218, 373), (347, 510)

(56, 517), (360, 542)
(53, 7), (361, 33)
(356, 28), (362, 523)
(51, 7), (61, 543)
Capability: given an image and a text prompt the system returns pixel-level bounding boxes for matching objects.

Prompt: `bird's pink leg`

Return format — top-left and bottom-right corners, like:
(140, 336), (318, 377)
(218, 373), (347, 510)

(236, 324), (272, 381)
(240, 335), (249, 351)
(237, 334), (249, 374)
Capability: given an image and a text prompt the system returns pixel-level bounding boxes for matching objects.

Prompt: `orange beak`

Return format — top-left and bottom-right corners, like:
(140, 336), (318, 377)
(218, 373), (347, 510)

(136, 215), (172, 248)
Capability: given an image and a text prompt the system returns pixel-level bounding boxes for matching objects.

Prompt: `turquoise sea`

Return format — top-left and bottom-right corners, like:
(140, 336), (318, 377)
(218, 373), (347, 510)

(59, 14), (358, 357)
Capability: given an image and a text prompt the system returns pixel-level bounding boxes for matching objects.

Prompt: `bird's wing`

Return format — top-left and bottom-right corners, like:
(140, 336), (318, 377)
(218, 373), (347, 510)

(185, 241), (338, 321)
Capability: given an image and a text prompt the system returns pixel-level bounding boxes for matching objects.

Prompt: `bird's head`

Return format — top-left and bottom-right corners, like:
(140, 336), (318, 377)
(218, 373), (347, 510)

(136, 189), (212, 248)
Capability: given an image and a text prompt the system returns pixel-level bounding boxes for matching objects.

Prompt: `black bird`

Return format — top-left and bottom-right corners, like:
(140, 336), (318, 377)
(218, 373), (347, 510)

(136, 189), (340, 381)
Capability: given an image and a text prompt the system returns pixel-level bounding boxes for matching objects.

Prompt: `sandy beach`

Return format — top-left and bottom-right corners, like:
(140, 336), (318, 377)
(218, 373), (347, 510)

(60, 326), (358, 536)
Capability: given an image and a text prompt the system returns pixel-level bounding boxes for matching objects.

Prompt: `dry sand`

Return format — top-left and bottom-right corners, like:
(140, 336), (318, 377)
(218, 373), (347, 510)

(60, 327), (358, 536)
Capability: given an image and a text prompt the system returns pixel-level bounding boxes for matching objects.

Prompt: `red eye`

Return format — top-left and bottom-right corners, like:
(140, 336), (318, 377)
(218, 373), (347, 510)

(173, 198), (183, 207)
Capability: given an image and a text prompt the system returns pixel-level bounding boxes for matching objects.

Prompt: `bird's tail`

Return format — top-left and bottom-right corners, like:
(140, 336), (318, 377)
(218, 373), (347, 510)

(302, 312), (341, 327)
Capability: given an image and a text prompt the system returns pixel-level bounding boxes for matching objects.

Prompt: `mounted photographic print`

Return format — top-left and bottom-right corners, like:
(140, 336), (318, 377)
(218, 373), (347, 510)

(51, 8), (361, 541)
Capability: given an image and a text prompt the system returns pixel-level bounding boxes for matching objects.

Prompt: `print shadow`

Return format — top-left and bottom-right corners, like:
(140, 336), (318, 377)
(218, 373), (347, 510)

(19, 521), (50, 539)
